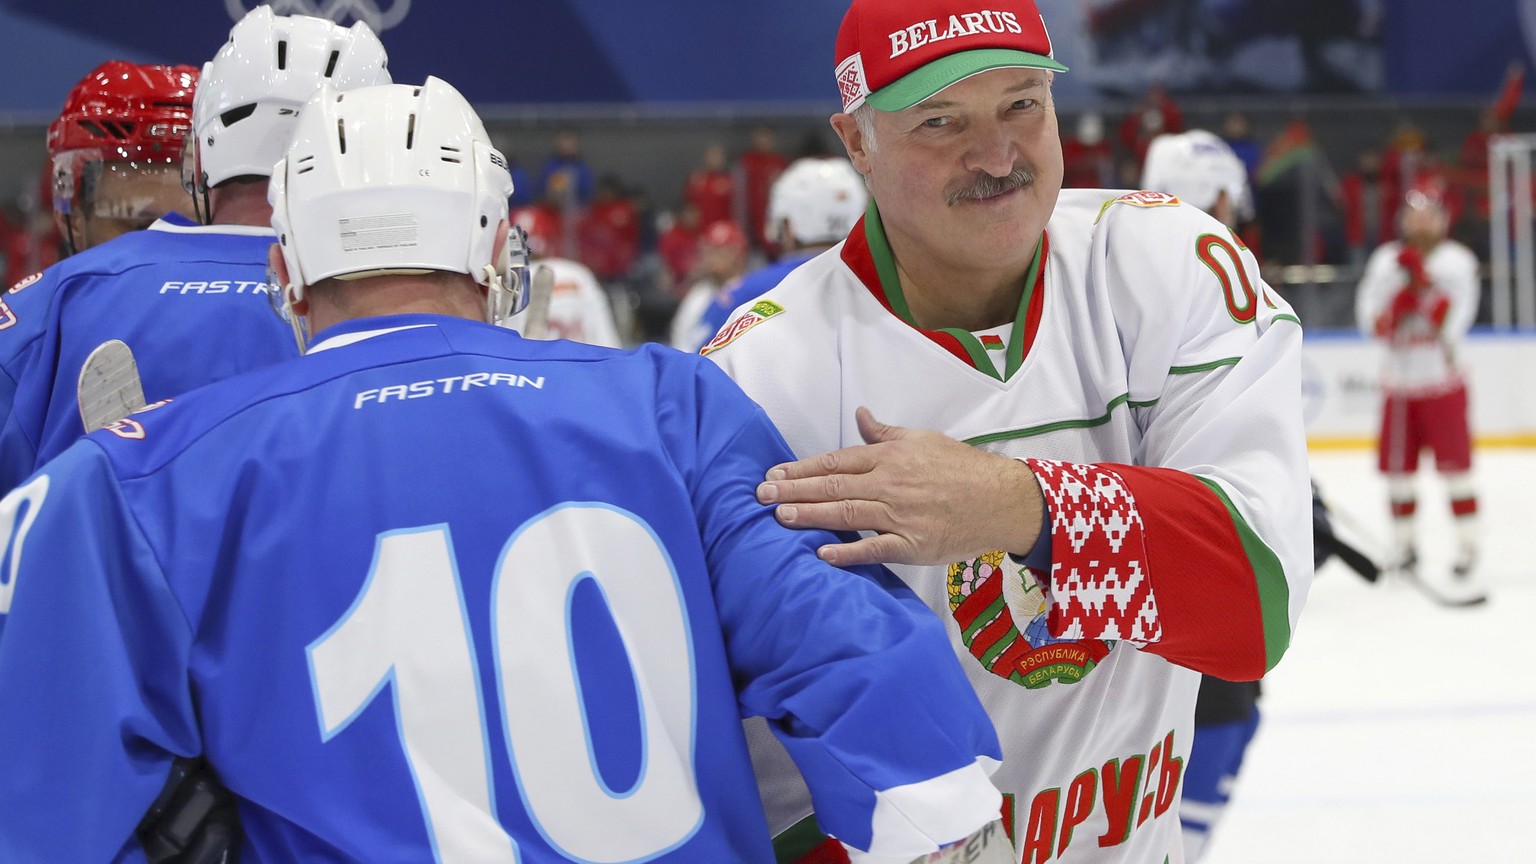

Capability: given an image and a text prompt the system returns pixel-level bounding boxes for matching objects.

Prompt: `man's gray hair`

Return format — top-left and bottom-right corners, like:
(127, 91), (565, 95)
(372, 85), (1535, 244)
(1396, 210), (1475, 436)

(852, 103), (879, 154)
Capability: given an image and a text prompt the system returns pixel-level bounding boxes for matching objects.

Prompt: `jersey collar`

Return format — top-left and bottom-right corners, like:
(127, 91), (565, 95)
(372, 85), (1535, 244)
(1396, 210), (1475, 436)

(149, 212), (277, 237)
(307, 314), (455, 353)
(839, 199), (1047, 382)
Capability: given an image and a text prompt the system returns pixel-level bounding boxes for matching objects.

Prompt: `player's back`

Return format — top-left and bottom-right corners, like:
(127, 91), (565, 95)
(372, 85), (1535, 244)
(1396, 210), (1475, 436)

(26, 313), (992, 864)
(0, 214), (295, 490)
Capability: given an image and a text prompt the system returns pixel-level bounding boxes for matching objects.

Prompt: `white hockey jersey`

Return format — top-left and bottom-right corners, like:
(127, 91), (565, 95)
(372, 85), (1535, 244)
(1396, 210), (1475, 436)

(1354, 239), (1479, 395)
(504, 256), (624, 347)
(705, 189), (1314, 864)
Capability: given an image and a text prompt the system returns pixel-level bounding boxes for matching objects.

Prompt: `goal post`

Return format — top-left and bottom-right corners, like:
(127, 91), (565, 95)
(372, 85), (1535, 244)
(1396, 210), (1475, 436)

(1489, 133), (1536, 330)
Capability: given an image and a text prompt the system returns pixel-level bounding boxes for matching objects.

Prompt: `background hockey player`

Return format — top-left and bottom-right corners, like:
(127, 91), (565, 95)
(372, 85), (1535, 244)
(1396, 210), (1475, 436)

(682, 156), (867, 355)
(1355, 188), (1482, 584)
(0, 8), (389, 497)
(703, 0), (1314, 861)
(668, 218), (750, 351)
(0, 77), (1011, 864)
(505, 204), (624, 346)
(45, 61), (198, 255)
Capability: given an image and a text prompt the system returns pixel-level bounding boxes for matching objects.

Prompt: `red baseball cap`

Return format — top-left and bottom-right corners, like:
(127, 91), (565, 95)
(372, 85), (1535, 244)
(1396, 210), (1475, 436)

(834, 0), (1068, 113)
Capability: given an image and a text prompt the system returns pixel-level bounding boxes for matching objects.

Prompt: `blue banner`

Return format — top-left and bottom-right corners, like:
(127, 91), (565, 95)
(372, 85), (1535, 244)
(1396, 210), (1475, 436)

(0, 0), (1531, 115)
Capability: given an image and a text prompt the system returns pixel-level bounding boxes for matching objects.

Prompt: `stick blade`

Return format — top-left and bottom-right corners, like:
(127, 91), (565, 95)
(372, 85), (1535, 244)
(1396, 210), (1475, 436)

(77, 339), (147, 433)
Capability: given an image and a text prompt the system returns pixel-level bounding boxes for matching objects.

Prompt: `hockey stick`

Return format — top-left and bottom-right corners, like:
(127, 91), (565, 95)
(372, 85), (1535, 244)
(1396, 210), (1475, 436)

(78, 340), (243, 860)
(1400, 563), (1488, 608)
(522, 264), (556, 340)
(77, 339), (147, 433)
(1316, 530), (1381, 583)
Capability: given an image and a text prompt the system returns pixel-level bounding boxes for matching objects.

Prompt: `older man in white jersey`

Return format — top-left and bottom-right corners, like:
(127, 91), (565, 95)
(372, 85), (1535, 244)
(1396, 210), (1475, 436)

(703, 0), (1314, 861)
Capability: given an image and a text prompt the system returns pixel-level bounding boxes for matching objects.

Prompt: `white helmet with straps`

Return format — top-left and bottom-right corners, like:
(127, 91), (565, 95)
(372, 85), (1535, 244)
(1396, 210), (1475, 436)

(767, 157), (867, 247)
(192, 5), (391, 189)
(269, 78), (526, 333)
(1139, 129), (1250, 217)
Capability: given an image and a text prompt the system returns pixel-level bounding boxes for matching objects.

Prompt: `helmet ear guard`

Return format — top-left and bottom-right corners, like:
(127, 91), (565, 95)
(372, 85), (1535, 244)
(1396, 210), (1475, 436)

(484, 223), (531, 326)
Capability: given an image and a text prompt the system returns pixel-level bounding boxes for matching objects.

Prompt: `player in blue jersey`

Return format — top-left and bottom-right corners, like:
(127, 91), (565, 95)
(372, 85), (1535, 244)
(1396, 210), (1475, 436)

(0, 8), (391, 497)
(678, 157), (867, 354)
(0, 78), (1011, 864)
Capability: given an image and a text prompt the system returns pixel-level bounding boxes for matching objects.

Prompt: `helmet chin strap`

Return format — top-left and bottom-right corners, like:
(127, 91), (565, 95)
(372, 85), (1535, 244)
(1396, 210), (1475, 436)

(282, 283), (310, 354)
(482, 241), (524, 326)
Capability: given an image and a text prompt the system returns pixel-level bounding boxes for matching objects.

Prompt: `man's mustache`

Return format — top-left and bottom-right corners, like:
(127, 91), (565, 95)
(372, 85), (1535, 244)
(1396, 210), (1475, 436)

(947, 167), (1036, 205)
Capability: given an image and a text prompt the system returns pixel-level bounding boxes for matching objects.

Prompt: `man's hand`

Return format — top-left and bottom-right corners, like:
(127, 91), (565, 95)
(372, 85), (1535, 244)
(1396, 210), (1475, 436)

(755, 407), (1044, 567)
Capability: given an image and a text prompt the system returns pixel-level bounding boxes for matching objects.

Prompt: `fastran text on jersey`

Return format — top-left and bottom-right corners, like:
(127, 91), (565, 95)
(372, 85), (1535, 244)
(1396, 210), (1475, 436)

(353, 372), (546, 409)
(159, 280), (275, 295)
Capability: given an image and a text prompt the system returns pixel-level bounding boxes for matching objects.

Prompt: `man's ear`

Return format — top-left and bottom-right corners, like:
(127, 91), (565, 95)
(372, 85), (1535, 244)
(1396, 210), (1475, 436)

(830, 113), (873, 176)
(492, 219), (510, 267)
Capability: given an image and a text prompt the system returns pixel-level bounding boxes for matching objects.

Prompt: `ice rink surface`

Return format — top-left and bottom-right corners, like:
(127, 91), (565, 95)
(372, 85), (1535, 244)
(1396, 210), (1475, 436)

(1201, 449), (1536, 863)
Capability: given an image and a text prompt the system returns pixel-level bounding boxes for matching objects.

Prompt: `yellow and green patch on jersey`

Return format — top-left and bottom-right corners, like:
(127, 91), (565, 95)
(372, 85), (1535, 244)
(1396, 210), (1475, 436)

(699, 299), (785, 356)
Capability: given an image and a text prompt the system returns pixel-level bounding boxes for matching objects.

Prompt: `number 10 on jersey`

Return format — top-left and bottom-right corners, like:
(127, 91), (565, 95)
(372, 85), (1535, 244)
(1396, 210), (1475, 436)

(307, 504), (704, 864)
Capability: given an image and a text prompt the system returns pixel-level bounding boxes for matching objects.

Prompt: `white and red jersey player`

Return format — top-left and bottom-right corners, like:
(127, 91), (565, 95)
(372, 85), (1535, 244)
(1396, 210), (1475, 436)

(1354, 235), (1478, 398)
(1353, 192), (1481, 576)
(504, 256), (624, 348)
(706, 188), (1313, 864)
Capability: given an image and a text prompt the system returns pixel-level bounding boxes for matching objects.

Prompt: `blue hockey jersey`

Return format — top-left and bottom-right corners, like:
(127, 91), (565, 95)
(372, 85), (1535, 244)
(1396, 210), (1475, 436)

(0, 213), (297, 494)
(0, 314), (1001, 864)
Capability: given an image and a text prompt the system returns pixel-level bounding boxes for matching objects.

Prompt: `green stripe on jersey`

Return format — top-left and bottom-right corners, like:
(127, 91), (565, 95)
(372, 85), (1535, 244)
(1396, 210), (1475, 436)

(964, 393), (1143, 445)
(1169, 357), (1240, 375)
(1196, 476), (1291, 670)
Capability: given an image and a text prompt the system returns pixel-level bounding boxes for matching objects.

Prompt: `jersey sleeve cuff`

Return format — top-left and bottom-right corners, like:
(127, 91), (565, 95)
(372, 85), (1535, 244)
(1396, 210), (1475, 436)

(1025, 458), (1160, 644)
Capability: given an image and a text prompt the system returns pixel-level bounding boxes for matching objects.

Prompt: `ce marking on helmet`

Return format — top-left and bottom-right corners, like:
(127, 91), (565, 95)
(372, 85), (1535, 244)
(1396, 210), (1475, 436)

(418, 168), (432, 177)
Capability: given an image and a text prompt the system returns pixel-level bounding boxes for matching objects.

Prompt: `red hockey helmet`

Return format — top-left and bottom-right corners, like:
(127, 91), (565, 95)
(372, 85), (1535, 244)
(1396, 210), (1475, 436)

(48, 62), (198, 215)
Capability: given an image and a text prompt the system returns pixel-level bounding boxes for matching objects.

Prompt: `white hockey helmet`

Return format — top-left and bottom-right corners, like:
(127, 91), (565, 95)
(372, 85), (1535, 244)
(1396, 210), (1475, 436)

(766, 157), (867, 247)
(192, 5), (391, 189)
(1140, 130), (1250, 218)
(269, 78), (525, 322)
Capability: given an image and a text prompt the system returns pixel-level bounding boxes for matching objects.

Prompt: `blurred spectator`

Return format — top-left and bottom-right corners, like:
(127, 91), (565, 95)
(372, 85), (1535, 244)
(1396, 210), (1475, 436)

(1254, 116), (1332, 266)
(739, 125), (788, 251)
(685, 142), (736, 228)
(1062, 112), (1115, 189)
(795, 130), (835, 159)
(1455, 62), (1525, 254)
(0, 206), (22, 288)
(1222, 112), (1263, 184)
(506, 155), (534, 209)
(658, 203), (704, 295)
(1119, 83), (1184, 172)
(1339, 150), (1394, 266)
(579, 175), (640, 281)
(538, 129), (594, 208)
(2, 167), (63, 287)
(515, 198), (565, 255)
(669, 220), (747, 350)
(1380, 121), (1428, 203)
